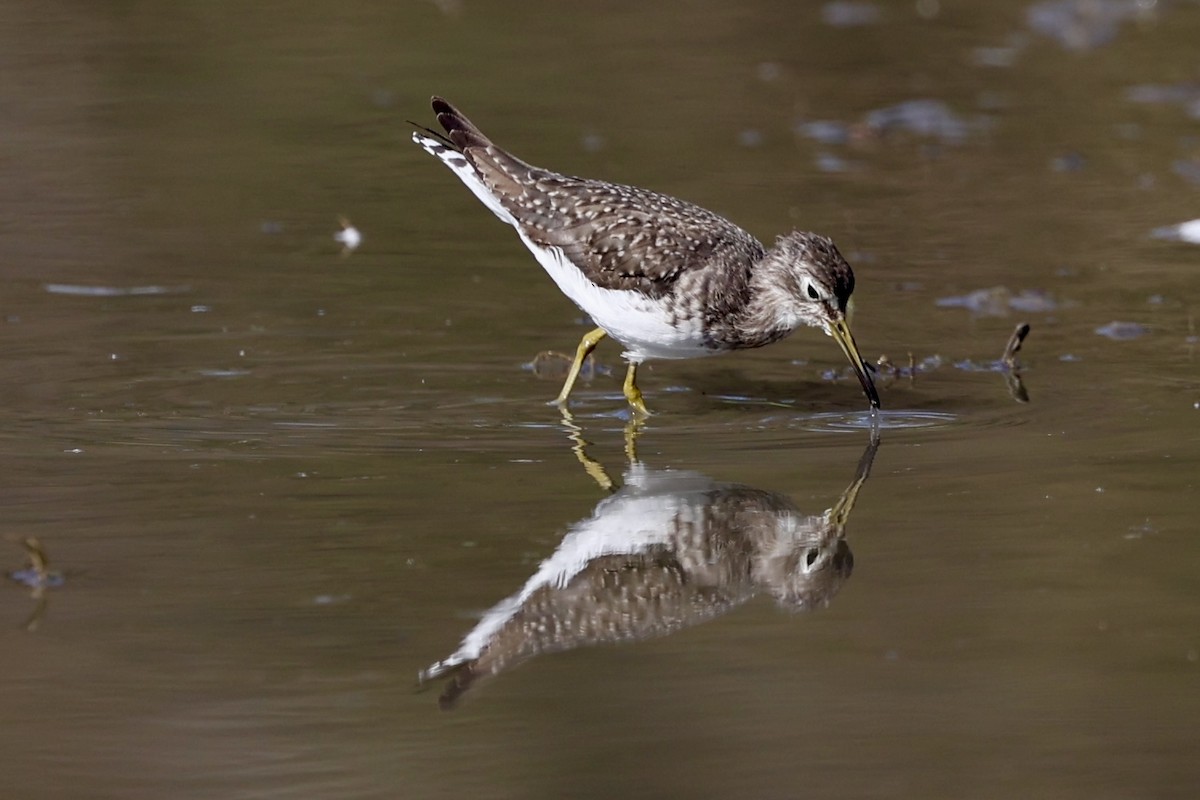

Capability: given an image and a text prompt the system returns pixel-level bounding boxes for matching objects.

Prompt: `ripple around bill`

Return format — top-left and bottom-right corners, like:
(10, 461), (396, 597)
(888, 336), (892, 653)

(784, 409), (959, 433)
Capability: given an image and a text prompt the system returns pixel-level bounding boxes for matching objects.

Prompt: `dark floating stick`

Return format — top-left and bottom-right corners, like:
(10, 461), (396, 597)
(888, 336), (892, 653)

(1001, 322), (1031, 368)
(1000, 322), (1031, 404)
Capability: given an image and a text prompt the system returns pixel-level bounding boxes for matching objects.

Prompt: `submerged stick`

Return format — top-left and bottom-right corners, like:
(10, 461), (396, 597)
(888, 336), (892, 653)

(22, 537), (50, 581)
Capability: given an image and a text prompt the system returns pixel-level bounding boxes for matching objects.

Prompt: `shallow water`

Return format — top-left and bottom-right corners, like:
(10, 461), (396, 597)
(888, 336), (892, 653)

(2, 2), (1199, 798)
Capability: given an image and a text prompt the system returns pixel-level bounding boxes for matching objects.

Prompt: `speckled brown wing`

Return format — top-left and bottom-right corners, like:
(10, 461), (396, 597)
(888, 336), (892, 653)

(512, 175), (768, 299)
(431, 96), (767, 297)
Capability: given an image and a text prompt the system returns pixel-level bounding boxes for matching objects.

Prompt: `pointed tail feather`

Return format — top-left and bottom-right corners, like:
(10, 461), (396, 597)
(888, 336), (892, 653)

(432, 96), (492, 151)
(407, 119), (456, 150)
(411, 95), (526, 228)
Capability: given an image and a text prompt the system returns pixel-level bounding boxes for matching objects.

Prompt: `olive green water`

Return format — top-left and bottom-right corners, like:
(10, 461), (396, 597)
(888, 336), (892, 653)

(2, 2), (1198, 798)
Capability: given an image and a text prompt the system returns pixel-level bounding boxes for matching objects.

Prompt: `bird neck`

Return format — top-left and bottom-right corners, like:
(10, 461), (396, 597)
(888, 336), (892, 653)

(723, 258), (804, 348)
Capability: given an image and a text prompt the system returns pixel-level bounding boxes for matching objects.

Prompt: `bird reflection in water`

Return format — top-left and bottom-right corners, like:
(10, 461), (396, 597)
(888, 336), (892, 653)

(420, 426), (879, 709)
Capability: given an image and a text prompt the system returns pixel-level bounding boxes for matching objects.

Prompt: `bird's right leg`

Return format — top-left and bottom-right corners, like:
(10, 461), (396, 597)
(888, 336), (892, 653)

(622, 362), (651, 417)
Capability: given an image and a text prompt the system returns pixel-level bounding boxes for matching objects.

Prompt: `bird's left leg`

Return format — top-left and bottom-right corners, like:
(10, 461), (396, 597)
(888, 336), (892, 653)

(553, 327), (608, 407)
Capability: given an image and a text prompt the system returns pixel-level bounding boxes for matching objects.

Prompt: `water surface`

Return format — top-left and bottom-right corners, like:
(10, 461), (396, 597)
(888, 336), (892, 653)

(2, 2), (1198, 798)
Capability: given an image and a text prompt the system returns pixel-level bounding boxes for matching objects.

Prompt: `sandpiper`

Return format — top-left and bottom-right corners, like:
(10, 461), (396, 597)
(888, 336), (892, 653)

(413, 96), (880, 414)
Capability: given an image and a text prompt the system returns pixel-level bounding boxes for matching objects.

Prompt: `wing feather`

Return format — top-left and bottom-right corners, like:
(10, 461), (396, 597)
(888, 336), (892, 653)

(425, 97), (766, 297)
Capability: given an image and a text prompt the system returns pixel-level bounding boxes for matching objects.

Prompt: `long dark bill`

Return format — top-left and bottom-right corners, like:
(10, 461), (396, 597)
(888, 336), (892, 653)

(829, 313), (881, 409)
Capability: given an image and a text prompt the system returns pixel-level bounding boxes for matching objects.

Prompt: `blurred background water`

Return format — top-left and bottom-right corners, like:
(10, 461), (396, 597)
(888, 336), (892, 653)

(2, 1), (1198, 798)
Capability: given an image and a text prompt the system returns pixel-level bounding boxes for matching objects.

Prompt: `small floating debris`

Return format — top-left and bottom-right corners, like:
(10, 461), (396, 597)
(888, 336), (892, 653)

(580, 132), (606, 153)
(371, 88), (396, 109)
(755, 62), (783, 83)
(950, 355), (1032, 401)
(196, 368), (251, 378)
(737, 129), (765, 148)
(794, 119), (852, 145)
(970, 43), (1024, 68)
(936, 287), (1059, 316)
(914, 0), (940, 19)
(1125, 83), (1200, 118)
(334, 215), (362, 254)
(864, 99), (970, 144)
(1171, 160), (1200, 186)
(431, 0), (463, 16)
(826, 353), (942, 384)
(952, 325), (1033, 374)
(1051, 152), (1087, 173)
(1150, 219), (1200, 244)
(44, 283), (189, 297)
(1026, 0), (1155, 51)
(875, 353), (943, 380)
(952, 359), (1011, 374)
(815, 152), (861, 173)
(822, 1), (881, 27)
(1008, 291), (1058, 313)
(1094, 321), (1148, 341)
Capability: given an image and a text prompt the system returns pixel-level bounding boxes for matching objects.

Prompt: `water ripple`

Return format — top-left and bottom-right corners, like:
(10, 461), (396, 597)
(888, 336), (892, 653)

(785, 410), (958, 433)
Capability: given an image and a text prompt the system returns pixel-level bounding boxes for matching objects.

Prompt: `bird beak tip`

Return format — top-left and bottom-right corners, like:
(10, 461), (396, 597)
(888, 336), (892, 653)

(828, 312), (880, 411)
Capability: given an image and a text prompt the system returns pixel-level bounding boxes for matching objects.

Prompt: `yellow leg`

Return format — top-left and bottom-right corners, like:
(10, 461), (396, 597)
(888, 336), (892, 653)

(553, 327), (607, 406)
(557, 405), (617, 492)
(622, 362), (651, 417)
(624, 417), (644, 464)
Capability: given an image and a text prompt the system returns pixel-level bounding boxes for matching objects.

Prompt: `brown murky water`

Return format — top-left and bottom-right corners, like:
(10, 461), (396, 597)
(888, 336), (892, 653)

(3, 2), (1198, 798)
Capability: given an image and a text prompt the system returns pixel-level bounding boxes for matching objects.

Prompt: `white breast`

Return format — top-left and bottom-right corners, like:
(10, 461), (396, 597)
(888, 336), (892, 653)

(517, 230), (716, 362)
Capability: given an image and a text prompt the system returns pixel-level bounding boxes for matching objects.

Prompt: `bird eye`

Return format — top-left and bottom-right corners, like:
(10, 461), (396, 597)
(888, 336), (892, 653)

(806, 284), (820, 300)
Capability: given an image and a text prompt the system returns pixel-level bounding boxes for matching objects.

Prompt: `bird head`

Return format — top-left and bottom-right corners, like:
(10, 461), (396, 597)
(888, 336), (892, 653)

(771, 231), (880, 409)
